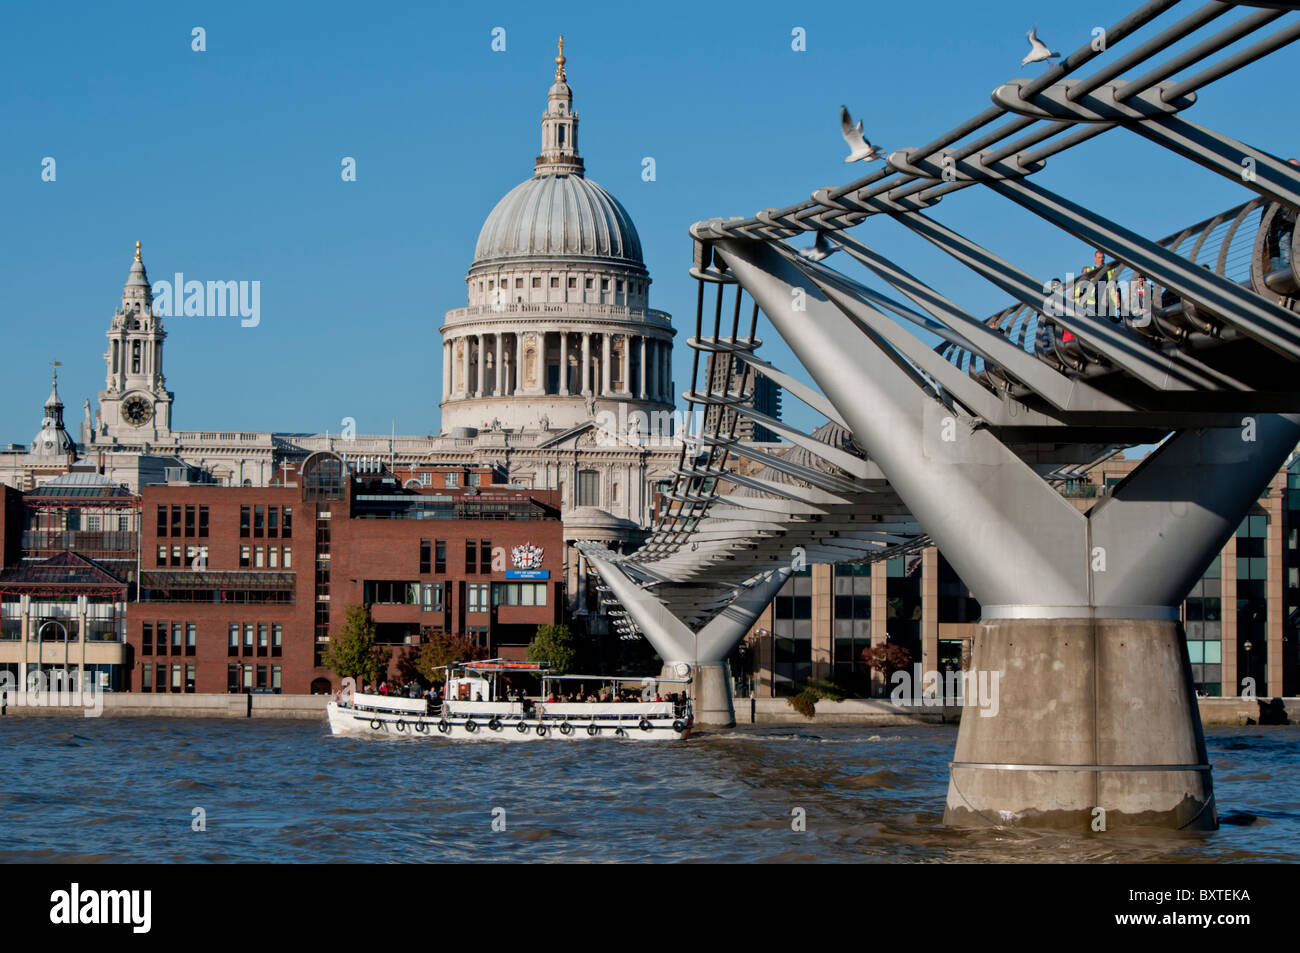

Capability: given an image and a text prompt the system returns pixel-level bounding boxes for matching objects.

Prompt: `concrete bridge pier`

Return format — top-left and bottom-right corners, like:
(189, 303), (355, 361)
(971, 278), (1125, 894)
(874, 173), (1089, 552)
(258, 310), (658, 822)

(946, 616), (1213, 830)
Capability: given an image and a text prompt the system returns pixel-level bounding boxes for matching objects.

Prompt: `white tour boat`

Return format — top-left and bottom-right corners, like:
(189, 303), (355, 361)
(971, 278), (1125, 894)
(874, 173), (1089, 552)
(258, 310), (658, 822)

(326, 660), (693, 741)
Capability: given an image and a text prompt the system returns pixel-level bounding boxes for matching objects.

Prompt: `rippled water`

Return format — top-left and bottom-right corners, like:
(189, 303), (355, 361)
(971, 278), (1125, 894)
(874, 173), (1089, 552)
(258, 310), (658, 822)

(0, 718), (1296, 863)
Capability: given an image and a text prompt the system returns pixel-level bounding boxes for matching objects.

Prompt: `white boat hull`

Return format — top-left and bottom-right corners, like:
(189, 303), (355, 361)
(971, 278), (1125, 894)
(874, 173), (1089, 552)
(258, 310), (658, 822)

(326, 701), (692, 742)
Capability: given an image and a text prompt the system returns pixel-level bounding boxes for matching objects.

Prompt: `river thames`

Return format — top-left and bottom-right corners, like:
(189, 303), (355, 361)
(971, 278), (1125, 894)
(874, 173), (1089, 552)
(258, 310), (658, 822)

(0, 719), (1296, 863)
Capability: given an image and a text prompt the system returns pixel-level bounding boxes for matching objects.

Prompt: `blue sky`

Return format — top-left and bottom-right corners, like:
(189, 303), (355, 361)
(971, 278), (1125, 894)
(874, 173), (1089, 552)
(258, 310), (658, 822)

(1, 0), (1293, 444)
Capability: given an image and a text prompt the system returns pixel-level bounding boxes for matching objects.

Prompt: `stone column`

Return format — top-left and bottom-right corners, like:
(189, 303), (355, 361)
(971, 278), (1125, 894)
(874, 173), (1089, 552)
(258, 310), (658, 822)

(871, 560), (888, 697)
(921, 546), (939, 699)
(620, 336), (630, 394)
(638, 336), (648, 399)
(460, 337), (470, 397)
(581, 333), (591, 396)
(494, 334), (503, 396)
(515, 333), (523, 394)
(442, 341), (450, 401)
(476, 334), (486, 398)
(602, 333), (612, 397)
(559, 332), (569, 395)
(811, 564), (832, 683)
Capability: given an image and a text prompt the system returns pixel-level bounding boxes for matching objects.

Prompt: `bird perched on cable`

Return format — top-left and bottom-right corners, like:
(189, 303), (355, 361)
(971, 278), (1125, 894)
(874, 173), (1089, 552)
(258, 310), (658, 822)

(798, 231), (839, 262)
(1021, 24), (1060, 66)
(840, 106), (884, 163)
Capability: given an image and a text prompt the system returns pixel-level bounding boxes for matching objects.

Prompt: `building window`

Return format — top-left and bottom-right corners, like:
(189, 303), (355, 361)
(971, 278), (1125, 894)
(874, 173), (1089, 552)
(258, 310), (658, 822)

(272, 624), (282, 657)
(172, 623), (183, 653)
(568, 277), (576, 289)
(141, 664), (153, 691)
(240, 546), (251, 568)
(258, 624), (269, 656)
(184, 505), (195, 537)
(550, 277), (559, 288)
(156, 505), (167, 537)
(480, 539), (492, 574)
(171, 506), (181, 537)
(445, 472), (459, 488)
(240, 506), (251, 537)
(421, 583), (443, 611)
(156, 545), (167, 567)
(577, 470), (600, 507)
(468, 583), (489, 613)
(272, 666), (282, 693)
(244, 624), (254, 655)
(198, 505), (209, 538)
(255, 546), (265, 568)
(465, 539), (477, 574)
(186, 623), (196, 656)
(254, 506), (265, 538)
(435, 540), (446, 574)
(420, 540), (431, 574)
(171, 664), (183, 693)
(468, 472), (482, 487)
(282, 507), (292, 538)
(185, 664), (196, 693)
(532, 277), (541, 289)
(269, 547), (279, 568)
(155, 623), (167, 655)
(228, 624), (238, 657)
(87, 514), (101, 532)
(142, 623), (153, 656)
(283, 546), (292, 569)
(171, 545), (182, 568)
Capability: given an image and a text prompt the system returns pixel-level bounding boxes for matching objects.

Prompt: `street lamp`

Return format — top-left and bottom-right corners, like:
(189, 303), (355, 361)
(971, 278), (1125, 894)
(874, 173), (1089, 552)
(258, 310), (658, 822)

(1242, 640), (1254, 695)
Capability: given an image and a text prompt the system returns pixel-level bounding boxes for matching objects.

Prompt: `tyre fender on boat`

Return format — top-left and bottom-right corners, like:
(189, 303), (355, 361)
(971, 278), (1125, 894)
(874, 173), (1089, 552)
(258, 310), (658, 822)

(369, 718), (383, 731)
(615, 727), (628, 738)
(638, 718), (652, 732)
(415, 721), (428, 734)
(672, 720), (685, 733)
(396, 719), (407, 732)
(586, 724), (600, 736)
(536, 724), (549, 737)
(516, 721), (529, 733)
(559, 722), (573, 736)
(437, 719), (450, 734)
(465, 719), (478, 733)
(489, 717), (502, 732)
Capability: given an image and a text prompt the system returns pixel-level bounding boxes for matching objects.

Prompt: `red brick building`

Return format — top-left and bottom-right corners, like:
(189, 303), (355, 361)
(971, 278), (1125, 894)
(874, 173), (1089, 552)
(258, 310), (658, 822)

(127, 450), (563, 694)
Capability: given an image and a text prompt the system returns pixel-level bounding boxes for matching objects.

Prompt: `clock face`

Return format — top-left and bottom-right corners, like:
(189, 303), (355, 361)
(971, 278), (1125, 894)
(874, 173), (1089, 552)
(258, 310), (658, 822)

(122, 395), (153, 427)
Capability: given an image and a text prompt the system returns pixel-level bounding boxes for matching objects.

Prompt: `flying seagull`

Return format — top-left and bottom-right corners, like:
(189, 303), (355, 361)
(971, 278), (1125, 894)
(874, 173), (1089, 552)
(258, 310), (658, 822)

(840, 106), (883, 163)
(1021, 24), (1060, 67)
(798, 231), (839, 262)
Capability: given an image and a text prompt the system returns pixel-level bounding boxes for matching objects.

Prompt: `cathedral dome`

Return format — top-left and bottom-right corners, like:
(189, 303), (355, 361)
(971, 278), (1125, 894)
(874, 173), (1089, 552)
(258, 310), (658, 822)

(472, 174), (643, 267)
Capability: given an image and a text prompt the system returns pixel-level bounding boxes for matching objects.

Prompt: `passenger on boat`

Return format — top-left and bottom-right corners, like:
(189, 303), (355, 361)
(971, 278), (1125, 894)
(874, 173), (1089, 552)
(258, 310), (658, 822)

(378, 683), (389, 696)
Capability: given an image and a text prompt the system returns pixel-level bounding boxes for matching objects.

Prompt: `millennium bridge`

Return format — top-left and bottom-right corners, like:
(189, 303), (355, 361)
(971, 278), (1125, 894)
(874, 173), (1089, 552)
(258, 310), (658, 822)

(580, 0), (1300, 830)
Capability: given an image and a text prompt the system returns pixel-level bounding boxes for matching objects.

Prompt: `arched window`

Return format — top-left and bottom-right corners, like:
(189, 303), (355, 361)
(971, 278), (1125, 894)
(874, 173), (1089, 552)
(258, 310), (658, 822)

(301, 452), (347, 501)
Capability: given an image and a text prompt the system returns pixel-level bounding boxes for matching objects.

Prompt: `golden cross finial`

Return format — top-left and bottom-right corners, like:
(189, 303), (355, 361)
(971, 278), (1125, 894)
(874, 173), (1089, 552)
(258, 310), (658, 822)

(555, 35), (566, 81)
(134, 240), (142, 262)
(52, 360), (62, 384)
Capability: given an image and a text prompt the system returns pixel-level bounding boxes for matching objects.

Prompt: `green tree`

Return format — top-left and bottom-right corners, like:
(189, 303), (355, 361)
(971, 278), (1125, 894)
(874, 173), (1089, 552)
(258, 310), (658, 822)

(320, 605), (390, 685)
(414, 630), (486, 685)
(526, 623), (577, 674)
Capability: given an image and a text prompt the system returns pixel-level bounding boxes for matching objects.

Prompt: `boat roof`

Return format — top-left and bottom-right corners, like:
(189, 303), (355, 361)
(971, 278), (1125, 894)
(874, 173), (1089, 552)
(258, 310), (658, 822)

(542, 674), (691, 684)
(458, 659), (551, 673)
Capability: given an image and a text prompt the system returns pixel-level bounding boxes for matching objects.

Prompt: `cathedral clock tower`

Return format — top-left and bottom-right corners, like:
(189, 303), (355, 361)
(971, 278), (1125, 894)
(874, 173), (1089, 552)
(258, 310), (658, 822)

(94, 242), (174, 444)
